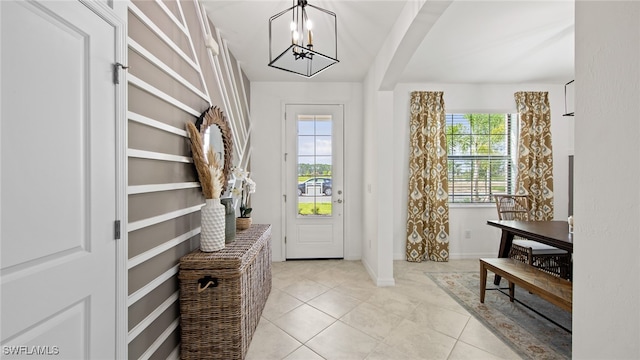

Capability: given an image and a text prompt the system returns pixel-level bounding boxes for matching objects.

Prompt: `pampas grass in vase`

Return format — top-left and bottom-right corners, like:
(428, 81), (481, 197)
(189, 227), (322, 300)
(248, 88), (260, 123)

(186, 122), (213, 198)
(206, 146), (224, 200)
(186, 122), (225, 251)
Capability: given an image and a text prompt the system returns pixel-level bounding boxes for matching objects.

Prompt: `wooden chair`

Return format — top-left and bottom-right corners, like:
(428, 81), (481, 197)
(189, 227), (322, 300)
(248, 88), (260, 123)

(494, 195), (571, 279)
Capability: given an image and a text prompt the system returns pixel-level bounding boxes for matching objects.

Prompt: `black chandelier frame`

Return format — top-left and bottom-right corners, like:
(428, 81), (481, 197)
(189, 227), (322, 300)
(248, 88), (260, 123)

(268, 0), (339, 78)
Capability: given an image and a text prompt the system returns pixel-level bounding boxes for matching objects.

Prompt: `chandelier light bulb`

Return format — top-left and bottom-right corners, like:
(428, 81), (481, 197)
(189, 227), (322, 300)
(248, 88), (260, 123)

(290, 21), (296, 31)
(306, 20), (313, 30)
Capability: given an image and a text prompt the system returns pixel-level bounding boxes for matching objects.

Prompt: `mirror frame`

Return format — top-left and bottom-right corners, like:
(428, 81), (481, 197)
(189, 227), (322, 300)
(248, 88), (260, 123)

(196, 106), (234, 193)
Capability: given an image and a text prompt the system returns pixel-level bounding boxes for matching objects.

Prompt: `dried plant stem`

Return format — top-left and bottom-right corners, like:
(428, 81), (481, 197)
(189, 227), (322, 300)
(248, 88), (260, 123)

(207, 145), (224, 199)
(209, 165), (223, 199)
(186, 122), (213, 198)
(206, 146), (218, 169)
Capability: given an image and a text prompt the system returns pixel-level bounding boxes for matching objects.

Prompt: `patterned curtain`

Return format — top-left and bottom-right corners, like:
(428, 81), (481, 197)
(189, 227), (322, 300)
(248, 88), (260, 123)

(514, 91), (554, 220)
(406, 91), (449, 262)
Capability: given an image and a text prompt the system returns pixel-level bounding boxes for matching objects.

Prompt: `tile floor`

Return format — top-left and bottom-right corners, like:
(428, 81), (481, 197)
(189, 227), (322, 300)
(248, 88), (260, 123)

(246, 259), (522, 360)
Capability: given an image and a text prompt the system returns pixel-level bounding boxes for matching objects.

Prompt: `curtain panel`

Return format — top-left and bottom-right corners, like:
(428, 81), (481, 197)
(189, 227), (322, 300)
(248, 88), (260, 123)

(514, 91), (554, 220)
(406, 91), (449, 262)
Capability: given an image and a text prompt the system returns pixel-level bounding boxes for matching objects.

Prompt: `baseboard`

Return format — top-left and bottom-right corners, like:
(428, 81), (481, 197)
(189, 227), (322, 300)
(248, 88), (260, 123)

(362, 257), (376, 280)
(375, 277), (396, 287)
(449, 252), (496, 259)
(270, 255), (360, 262)
(362, 258), (396, 287)
(394, 252), (495, 260)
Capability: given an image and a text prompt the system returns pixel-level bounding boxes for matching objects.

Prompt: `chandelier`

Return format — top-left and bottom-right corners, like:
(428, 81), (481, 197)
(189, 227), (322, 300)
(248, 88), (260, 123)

(268, 0), (339, 78)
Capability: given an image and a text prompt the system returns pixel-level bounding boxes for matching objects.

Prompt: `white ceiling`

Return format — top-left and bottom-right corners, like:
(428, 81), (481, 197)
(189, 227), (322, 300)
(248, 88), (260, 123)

(201, 0), (574, 85)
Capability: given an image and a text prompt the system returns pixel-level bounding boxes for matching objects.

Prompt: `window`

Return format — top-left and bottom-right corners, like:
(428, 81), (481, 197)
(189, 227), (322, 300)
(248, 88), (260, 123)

(446, 113), (518, 203)
(297, 115), (333, 216)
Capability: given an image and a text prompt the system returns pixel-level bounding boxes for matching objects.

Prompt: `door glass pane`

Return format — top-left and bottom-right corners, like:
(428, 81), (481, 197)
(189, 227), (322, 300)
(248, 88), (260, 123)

(298, 137), (315, 155)
(315, 136), (332, 156)
(315, 117), (332, 135)
(297, 115), (332, 216)
(298, 118), (316, 135)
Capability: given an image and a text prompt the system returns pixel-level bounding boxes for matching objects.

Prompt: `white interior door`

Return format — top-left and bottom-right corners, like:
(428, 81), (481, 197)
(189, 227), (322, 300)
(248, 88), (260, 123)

(1, 1), (118, 357)
(285, 104), (344, 259)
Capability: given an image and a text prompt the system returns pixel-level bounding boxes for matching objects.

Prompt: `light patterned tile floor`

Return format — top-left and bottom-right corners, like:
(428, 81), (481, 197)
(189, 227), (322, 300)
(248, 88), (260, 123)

(246, 259), (523, 360)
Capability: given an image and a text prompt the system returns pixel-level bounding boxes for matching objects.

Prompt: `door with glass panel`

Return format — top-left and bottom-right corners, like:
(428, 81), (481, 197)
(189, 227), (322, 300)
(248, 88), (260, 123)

(285, 104), (344, 259)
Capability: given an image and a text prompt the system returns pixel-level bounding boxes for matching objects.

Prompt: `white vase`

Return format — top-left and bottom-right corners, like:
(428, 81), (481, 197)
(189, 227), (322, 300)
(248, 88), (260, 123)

(200, 198), (225, 252)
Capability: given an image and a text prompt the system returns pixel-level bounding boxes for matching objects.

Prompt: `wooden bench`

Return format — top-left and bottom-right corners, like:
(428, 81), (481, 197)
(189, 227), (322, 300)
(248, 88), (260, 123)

(480, 258), (572, 312)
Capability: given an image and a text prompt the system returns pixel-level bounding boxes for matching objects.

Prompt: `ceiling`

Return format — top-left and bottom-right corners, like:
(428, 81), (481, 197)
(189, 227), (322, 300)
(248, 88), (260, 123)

(201, 0), (574, 85)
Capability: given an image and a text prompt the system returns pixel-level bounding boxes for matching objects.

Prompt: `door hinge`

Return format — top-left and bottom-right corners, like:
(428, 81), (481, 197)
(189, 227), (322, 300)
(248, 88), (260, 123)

(283, 194), (287, 203)
(284, 236), (287, 244)
(114, 220), (121, 240)
(113, 62), (129, 85)
(284, 153), (288, 161)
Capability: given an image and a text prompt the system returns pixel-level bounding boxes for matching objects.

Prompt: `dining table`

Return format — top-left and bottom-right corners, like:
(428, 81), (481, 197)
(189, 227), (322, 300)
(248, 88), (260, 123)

(486, 220), (573, 285)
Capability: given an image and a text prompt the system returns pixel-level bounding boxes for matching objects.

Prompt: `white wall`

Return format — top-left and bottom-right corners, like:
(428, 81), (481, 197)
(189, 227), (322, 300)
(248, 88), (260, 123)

(360, 70), (396, 286)
(573, 2), (640, 358)
(250, 82), (364, 262)
(392, 83), (572, 260)
(361, 75), (379, 279)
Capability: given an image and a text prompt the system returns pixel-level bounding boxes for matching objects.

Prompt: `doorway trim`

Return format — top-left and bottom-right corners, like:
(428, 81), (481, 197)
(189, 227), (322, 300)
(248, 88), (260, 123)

(82, 1), (128, 358)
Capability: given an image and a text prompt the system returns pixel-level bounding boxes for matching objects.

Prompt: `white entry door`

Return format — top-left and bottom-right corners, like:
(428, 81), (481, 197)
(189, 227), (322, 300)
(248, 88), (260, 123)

(1, 1), (119, 358)
(285, 104), (344, 259)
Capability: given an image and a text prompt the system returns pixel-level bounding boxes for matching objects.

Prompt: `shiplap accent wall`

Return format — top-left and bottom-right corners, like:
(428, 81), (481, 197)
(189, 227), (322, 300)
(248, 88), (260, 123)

(126, 0), (251, 358)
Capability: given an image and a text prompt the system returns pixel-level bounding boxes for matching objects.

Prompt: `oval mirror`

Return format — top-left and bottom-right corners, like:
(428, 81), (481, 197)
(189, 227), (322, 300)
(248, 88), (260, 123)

(196, 106), (234, 193)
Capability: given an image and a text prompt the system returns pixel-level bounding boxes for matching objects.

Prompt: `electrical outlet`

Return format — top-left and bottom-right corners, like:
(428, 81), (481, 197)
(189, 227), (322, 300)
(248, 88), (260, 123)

(464, 230), (472, 239)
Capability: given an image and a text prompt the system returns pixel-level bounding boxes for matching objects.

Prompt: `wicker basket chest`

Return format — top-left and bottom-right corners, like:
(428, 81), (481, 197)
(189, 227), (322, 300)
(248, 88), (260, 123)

(179, 224), (272, 360)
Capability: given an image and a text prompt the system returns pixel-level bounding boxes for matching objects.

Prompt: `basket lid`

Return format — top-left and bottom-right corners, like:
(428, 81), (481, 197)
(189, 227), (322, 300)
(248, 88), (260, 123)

(179, 224), (271, 271)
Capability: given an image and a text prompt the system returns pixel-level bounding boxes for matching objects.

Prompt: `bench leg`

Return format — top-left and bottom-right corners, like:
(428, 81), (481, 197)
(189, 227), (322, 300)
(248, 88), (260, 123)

(509, 281), (515, 302)
(480, 262), (487, 303)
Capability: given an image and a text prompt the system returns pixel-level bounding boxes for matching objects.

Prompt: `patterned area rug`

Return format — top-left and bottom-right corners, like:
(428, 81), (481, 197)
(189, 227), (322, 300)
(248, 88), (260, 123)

(426, 271), (571, 360)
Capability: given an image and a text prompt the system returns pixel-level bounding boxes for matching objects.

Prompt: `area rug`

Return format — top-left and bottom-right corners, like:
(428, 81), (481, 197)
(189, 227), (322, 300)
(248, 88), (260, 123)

(426, 271), (571, 360)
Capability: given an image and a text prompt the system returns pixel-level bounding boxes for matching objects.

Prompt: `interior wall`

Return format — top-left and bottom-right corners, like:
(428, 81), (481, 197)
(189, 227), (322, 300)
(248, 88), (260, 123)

(573, 1), (640, 357)
(392, 83), (572, 260)
(250, 82), (364, 262)
(361, 74), (380, 281)
(126, 0), (250, 358)
(360, 86), (396, 286)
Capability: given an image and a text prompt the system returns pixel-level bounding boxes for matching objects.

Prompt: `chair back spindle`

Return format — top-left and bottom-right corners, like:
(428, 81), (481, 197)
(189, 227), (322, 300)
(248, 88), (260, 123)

(495, 195), (530, 221)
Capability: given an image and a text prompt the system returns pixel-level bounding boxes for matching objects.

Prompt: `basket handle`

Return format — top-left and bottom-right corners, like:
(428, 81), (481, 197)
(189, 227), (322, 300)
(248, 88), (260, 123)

(197, 276), (218, 293)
